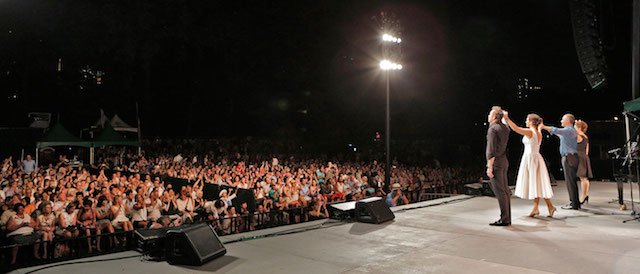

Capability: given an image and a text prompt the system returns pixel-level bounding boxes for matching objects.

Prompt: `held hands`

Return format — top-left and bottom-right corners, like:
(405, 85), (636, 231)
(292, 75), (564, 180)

(500, 111), (509, 125)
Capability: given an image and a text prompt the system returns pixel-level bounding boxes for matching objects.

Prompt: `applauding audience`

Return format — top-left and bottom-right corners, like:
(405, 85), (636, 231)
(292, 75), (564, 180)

(0, 141), (479, 266)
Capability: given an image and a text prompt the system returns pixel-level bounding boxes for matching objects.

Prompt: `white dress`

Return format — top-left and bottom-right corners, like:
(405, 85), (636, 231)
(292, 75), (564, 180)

(514, 130), (554, 199)
(111, 205), (129, 226)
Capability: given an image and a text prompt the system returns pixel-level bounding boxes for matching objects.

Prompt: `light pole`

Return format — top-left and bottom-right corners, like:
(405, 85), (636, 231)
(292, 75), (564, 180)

(380, 33), (402, 193)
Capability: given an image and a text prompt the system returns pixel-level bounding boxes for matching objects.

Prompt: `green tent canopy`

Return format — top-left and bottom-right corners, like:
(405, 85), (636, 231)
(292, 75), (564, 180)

(92, 124), (140, 147)
(624, 97), (640, 112)
(37, 123), (92, 148)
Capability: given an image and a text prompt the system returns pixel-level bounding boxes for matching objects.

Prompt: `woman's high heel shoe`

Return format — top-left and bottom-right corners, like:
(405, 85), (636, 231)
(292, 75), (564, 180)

(548, 206), (556, 218)
(581, 196), (589, 205)
(528, 209), (540, 217)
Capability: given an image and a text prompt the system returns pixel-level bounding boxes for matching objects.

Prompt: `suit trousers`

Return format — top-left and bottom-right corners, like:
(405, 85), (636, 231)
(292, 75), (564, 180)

(490, 166), (511, 223)
(562, 154), (580, 209)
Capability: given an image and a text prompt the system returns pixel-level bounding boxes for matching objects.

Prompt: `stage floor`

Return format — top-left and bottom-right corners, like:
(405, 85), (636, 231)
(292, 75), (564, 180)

(14, 180), (640, 274)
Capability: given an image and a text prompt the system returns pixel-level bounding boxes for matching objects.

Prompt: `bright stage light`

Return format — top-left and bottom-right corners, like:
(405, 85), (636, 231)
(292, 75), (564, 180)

(379, 60), (402, 70)
(382, 33), (401, 43)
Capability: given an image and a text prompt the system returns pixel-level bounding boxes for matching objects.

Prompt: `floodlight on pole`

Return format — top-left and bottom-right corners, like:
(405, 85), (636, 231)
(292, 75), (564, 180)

(379, 58), (401, 194)
(379, 60), (403, 70)
(382, 33), (401, 43)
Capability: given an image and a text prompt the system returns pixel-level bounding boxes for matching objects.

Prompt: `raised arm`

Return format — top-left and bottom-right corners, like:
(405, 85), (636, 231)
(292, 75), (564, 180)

(540, 122), (552, 133)
(504, 113), (532, 138)
(541, 122), (573, 137)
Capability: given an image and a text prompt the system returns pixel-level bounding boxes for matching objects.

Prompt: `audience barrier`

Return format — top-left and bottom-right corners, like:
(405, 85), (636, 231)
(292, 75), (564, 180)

(0, 205), (313, 271)
(88, 168), (257, 212)
(0, 230), (134, 272)
(1, 185), (462, 271)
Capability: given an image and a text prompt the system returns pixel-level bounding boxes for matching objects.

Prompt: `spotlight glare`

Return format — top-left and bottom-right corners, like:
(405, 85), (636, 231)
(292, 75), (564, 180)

(382, 33), (401, 43)
(379, 60), (403, 71)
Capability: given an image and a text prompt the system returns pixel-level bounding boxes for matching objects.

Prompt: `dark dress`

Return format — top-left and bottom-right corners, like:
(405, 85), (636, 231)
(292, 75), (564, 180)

(577, 135), (593, 178)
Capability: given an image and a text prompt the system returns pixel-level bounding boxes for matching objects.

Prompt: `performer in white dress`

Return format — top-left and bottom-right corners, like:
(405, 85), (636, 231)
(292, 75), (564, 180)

(504, 112), (556, 218)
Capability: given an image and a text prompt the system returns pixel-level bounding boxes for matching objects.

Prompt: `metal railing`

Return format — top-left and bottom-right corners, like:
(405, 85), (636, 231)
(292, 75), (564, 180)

(207, 206), (312, 235)
(405, 189), (459, 204)
(0, 230), (134, 272)
(0, 206), (314, 271)
(0, 191), (461, 271)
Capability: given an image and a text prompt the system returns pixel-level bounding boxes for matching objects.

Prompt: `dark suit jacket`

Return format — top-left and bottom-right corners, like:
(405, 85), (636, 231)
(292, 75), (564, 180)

(486, 121), (510, 169)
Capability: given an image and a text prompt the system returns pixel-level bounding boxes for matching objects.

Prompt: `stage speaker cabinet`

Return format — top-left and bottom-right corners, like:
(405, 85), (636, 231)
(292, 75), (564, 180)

(570, 0), (608, 88)
(355, 197), (395, 224)
(135, 226), (173, 257)
(165, 223), (226, 266)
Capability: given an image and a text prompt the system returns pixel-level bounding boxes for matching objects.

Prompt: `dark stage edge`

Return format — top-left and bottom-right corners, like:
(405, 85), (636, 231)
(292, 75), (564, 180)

(13, 181), (640, 274)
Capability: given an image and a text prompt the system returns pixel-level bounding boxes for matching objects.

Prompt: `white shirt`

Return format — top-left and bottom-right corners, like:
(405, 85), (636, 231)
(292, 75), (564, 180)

(61, 211), (76, 227)
(53, 201), (67, 212)
(132, 204), (148, 221)
(146, 198), (163, 221)
(125, 199), (136, 211)
(174, 154), (183, 162)
(7, 214), (34, 237)
(22, 160), (36, 173)
(176, 197), (194, 212)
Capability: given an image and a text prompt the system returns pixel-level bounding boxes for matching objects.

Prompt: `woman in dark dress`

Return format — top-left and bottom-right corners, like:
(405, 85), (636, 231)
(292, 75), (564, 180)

(575, 120), (593, 204)
(78, 199), (101, 252)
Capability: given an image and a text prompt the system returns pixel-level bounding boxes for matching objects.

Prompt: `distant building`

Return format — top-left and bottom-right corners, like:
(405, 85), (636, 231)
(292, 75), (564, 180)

(516, 78), (542, 101)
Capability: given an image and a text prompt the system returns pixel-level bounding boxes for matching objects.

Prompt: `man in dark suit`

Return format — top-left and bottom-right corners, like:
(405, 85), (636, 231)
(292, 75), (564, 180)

(486, 106), (511, 226)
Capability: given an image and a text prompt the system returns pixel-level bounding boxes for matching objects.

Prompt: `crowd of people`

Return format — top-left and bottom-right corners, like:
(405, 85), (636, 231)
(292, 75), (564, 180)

(0, 144), (481, 266)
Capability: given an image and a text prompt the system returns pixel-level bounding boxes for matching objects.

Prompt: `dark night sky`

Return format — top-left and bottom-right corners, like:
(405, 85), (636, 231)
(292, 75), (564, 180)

(0, 0), (634, 148)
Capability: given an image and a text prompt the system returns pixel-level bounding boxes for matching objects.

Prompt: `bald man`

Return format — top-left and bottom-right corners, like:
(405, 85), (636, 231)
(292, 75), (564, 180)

(541, 113), (580, 210)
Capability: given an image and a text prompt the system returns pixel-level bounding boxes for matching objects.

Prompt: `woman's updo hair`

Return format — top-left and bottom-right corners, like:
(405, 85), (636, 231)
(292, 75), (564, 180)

(527, 113), (543, 128)
(39, 200), (52, 211)
(575, 120), (588, 132)
(97, 196), (107, 207)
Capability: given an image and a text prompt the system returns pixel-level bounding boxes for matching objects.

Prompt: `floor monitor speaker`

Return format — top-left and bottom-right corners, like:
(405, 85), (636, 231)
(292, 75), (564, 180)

(165, 223), (226, 266)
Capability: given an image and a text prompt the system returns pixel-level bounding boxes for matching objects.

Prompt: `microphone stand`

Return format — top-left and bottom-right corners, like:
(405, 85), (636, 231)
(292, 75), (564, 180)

(622, 111), (640, 222)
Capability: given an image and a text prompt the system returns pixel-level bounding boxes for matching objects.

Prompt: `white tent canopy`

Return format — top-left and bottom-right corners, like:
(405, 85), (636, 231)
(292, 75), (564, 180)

(92, 110), (138, 133)
(110, 114), (138, 133)
(94, 109), (109, 128)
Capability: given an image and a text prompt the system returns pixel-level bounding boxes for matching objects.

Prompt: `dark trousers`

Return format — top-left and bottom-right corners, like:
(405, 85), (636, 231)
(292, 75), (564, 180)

(562, 154), (580, 208)
(617, 181), (625, 205)
(490, 166), (511, 223)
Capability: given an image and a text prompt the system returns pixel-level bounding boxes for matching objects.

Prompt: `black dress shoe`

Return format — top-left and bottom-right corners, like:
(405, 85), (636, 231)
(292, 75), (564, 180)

(560, 204), (574, 209)
(489, 221), (511, 226)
